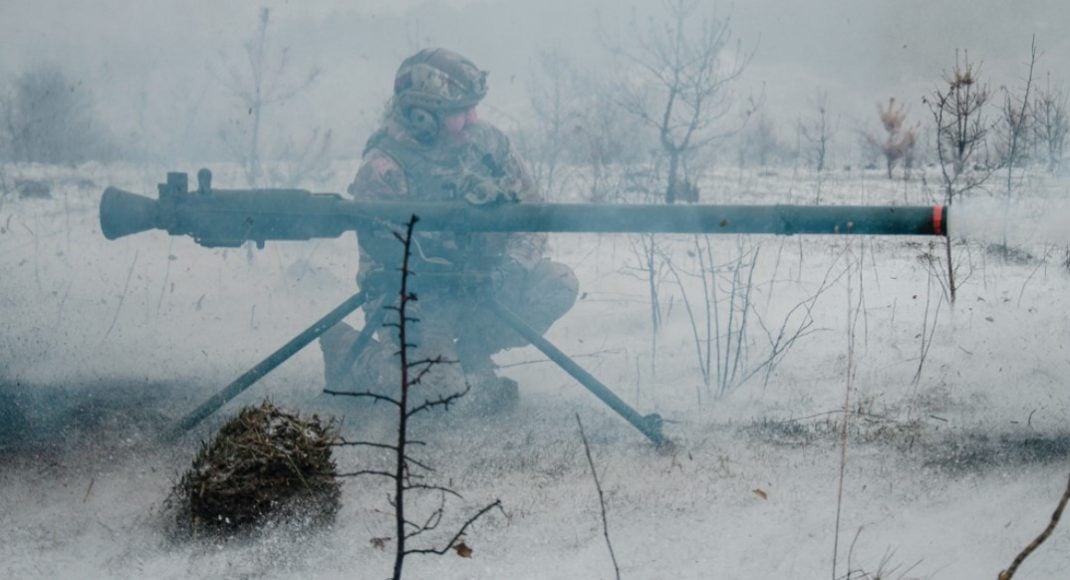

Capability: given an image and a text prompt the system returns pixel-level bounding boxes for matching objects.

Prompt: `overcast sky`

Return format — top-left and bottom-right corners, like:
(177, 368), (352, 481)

(2, 0), (1066, 162)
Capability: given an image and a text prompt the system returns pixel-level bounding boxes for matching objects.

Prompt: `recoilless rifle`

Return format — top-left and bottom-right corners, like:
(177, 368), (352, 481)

(100, 169), (948, 446)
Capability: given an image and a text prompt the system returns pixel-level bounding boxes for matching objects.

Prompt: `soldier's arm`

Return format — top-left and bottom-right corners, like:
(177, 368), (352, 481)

(347, 150), (409, 282)
(348, 149), (463, 274)
(347, 150), (408, 199)
(498, 135), (548, 268)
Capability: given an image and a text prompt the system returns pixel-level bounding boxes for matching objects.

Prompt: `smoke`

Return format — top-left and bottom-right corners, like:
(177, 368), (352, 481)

(951, 196), (1070, 248)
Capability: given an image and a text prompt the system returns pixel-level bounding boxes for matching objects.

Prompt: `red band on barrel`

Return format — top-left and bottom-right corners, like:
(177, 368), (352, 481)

(932, 205), (944, 236)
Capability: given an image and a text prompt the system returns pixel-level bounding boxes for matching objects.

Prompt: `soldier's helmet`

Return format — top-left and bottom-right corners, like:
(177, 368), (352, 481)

(393, 48), (488, 113)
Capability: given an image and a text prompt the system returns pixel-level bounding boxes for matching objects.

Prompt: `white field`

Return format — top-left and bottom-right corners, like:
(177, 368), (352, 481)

(2, 162), (1070, 579)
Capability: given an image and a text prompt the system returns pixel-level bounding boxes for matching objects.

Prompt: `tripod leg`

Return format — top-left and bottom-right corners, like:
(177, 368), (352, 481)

(167, 290), (368, 438)
(487, 298), (669, 447)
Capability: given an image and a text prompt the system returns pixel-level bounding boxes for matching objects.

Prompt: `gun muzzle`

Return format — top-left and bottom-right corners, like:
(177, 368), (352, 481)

(100, 187), (160, 240)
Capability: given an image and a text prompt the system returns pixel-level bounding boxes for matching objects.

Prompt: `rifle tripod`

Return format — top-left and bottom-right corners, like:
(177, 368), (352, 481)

(168, 290), (669, 447)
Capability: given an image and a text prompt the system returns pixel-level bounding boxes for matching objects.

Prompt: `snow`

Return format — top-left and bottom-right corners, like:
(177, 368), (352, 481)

(2, 163), (1070, 579)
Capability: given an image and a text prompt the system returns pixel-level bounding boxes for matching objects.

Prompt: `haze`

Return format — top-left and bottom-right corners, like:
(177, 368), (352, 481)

(2, 0), (1066, 164)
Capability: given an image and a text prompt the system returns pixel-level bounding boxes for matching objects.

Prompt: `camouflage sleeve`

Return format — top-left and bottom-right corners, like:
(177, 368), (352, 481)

(497, 134), (548, 269)
(347, 149), (408, 284)
(347, 149), (408, 199)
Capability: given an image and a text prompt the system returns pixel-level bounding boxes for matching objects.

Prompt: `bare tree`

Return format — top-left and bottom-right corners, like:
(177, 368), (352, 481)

(524, 50), (584, 200)
(993, 37), (1039, 257)
(865, 98), (917, 180)
(1032, 72), (1069, 174)
(923, 50), (995, 304)
(923, 50), (993, 204)
(525, 59), (647, 203)
(266, 127), (335, 188)
(995, 37), (1038, 179)
(327, 216), (502, 580)
(0, 65), (116, 164)
(217, 8), (320, 186)
(738, 111), (782, 169)
(609, 0), (752, 203)
(798, 90), (837, 172)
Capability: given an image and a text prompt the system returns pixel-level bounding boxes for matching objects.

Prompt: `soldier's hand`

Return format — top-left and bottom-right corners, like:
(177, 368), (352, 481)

(461, 174), (516, 205)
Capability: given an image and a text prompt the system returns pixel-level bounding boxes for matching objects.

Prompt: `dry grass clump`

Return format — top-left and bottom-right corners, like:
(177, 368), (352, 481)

(168, 401), (341, 538)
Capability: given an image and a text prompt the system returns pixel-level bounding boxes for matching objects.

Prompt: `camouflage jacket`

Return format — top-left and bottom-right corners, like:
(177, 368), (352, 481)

(347, 117), (547, 285)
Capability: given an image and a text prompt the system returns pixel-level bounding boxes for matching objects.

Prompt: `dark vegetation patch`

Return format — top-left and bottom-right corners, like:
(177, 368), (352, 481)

(0, 376), (177, 454)
(745, 415), (1070, 472)
(14, 179), (51, 199)
(985, 242), (1036, 264)
(0, 390), (30, 447)
(166, 402), (341, 540)
(744, 413), (925, 450)
(921, 431), (1070, 472)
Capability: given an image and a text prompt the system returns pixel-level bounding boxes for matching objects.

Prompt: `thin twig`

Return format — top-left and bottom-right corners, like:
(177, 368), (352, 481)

(403, 500), (505, 557)
(662, 250), (709, 397)
(337, 469), (397, 480)
(912, 258), (944, 387)
(576, 413), (621, 580)
(406, 385), (471, 418)
(323, 389), (401, 407)
(155, 238), (175, 319)
(402, 484), (463, 499)
(999, 471), (1070, 580)
(1016, 245), (1052, 308)
(832, 239), (863, 580)
(103, 250), (139, 339)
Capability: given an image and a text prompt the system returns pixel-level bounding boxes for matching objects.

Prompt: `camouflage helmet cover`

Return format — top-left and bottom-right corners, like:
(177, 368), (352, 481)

(393, 48), (488, 112)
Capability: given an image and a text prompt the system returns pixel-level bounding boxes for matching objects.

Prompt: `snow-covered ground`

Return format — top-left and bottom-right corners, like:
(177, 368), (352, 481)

(3, 162), (1070, 579)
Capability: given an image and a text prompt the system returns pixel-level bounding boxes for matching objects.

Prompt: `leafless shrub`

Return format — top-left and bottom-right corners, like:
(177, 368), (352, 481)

(662, 235), (841, 401)
(911, 245), (945, 386)
(607, 0), (754, 203)
(1032, 72), (1069, 174)
(923, 50), (995, 303)
(216, 8), (320, 187)
(841, 529), (924, 580)
(993, 37), (1039, 257)
(522, 50), (585, 200)
(738, 112), (786, 169)
(865, 98), (918, 180)
(265, 127), (334, 188)
(0, 64), (117, 164)
(622, 233), (667, 376)
(923, 50), (994, 203)
(799, 90), (838, 173)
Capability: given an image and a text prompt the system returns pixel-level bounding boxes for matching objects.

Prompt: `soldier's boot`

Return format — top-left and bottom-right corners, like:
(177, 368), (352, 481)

(458, 353), (519, 416)
(465, 373), (519, 416)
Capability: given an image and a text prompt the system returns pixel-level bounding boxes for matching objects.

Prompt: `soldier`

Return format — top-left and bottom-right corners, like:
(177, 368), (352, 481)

(320, 48), (578, 413)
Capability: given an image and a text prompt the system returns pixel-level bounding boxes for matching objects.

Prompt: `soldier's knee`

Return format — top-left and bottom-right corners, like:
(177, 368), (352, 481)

(529, 260), (579, 321)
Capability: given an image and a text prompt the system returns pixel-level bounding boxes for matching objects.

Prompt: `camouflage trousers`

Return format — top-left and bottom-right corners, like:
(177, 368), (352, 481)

(319, 259), (578, 406)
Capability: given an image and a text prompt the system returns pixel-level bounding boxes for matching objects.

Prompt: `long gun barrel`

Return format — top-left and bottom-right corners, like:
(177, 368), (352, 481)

(100, 169), (947, 442)
(100, 170), (947, 246)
